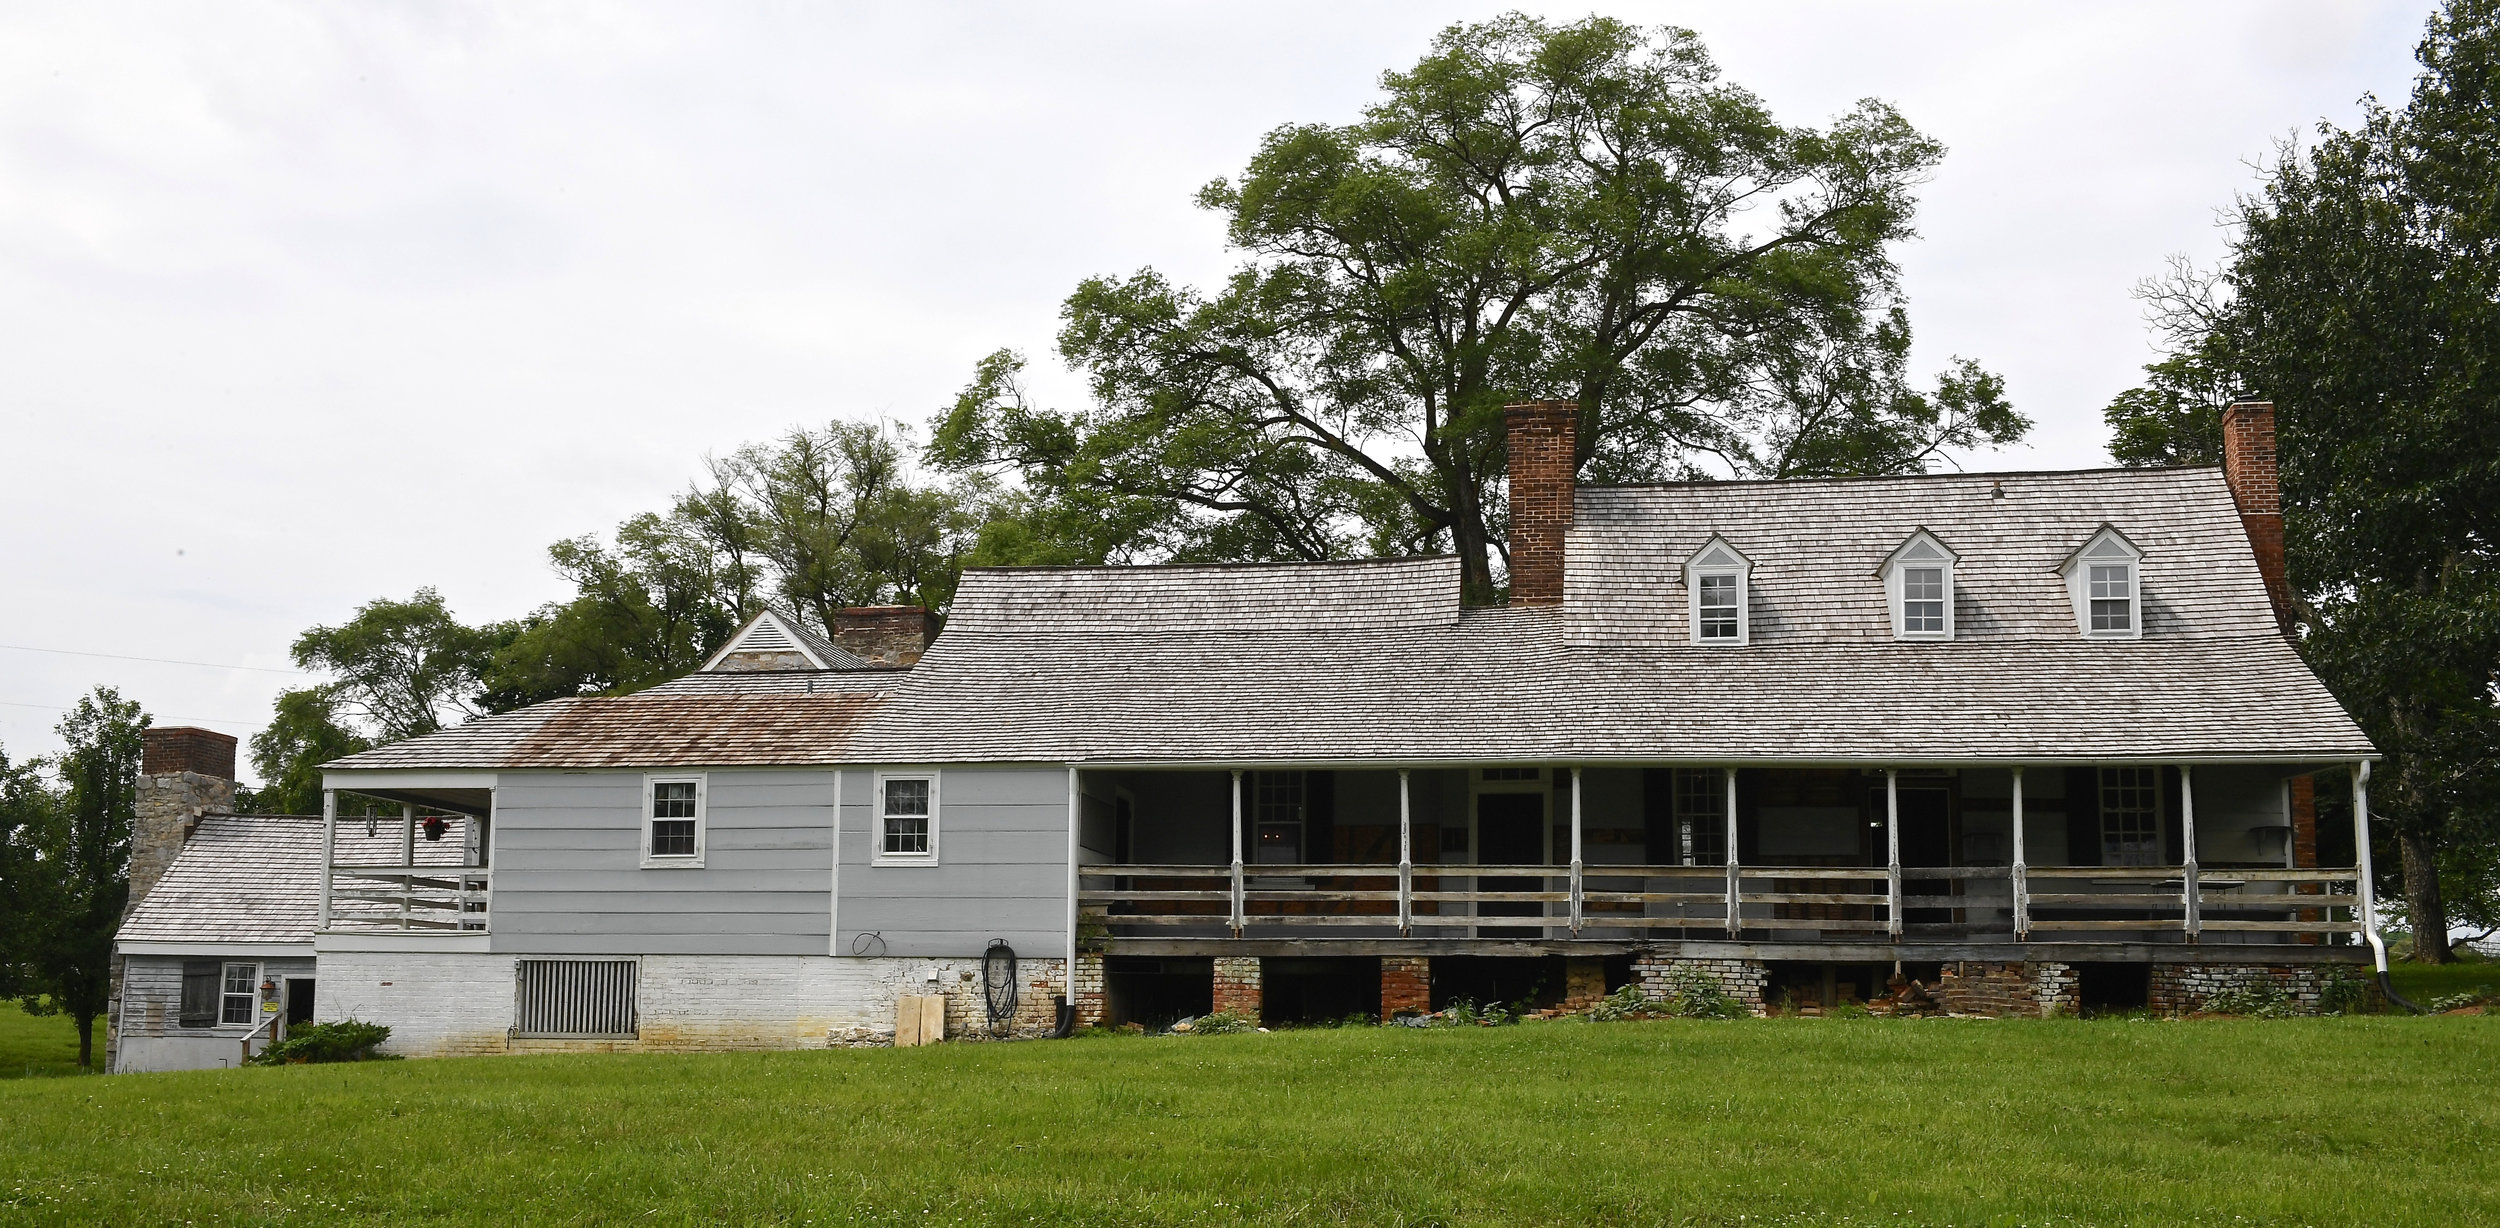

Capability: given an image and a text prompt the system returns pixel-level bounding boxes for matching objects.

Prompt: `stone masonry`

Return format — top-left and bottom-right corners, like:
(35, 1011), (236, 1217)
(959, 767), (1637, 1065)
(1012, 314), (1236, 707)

(2149, 962), (2366, 1017)
(1631, 954), (1768, 1015)
(1212, 956), (1263, 1020)
(113, 727), (239, 1073)
(1934, 961), (2079, 1018)
(1380, 956), (1431, 1018)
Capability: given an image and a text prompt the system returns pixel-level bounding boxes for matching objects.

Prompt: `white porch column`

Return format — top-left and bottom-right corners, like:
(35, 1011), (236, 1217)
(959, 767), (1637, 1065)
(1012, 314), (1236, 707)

(2180, 765), (2201, 942)
(1568, 766), (1584, 933)
(1065, 767), (1080, 999)
(2010, 767), (2029, 939)
(400, 802), (416, 930)
(2354, 761), (2387, 969)
(1885, 770), (1903, 938)
(1397, 769), (1413, 936)
(318, 789), (336, 930)
(1229, 769), (1246, 935)
(1723, 767), (1741, 937)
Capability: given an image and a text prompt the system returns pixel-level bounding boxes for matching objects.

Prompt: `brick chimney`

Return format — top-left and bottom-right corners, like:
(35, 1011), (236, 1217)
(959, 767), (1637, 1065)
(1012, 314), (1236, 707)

(832, 606), (940, 667)
(1504, 400), (1579, 606)
(2220, 401), (2293, 632)
(127, 727), (237, 918)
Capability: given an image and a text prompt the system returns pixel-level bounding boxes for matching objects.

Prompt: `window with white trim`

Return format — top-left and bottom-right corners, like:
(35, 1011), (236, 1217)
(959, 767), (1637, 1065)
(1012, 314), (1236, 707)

(1881, 531), (1957, 640)
(221, 962), (260, 1026)
(1683, 537), (1751, 646)
(2062, 527), (2144, 639)
(877, 772), (938, 863)
(2100, 767), (2161, 866)
(1253, 771), (1306, 864)
(2088, 563), (2133, 632)
(642, 775), (706, 868)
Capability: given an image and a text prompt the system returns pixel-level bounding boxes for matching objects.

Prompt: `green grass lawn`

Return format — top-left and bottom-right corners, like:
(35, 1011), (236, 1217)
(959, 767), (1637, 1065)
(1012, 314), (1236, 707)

(0, 1004), (86, 1080)
(2389, 957), (2500, 1007)
(4, 1015), (2497, 1226)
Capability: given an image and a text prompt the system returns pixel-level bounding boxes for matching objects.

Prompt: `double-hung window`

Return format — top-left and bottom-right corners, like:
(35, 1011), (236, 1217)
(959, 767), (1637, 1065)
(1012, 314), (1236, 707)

(2063, 526), (2144, 639)
(2100, 767), (2161, 866)
(1683, 536), (1752, 646)
(2088, 564), (2133, 632)
(1698, 575), (1741, 640)
(642, 775), (706, 868)
(1881, 531), (1957, 640)
(1903, 568), (1946, 632)
(877, 773), (938, 864)
(221, 962), (259, 1026)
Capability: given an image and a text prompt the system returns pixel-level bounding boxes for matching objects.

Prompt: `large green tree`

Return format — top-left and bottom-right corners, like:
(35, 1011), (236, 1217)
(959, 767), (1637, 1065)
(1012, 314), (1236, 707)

(18, 688), (147, 1068)
(0, 744), (55, 1002)
(935, 14), (2023, 599)
(2115, 0), (2500, 958)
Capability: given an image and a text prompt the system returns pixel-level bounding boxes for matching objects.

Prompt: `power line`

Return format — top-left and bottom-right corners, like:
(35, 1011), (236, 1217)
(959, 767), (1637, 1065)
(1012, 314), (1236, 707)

(0, 699), (265, 727)
(0, 642), (312, 676)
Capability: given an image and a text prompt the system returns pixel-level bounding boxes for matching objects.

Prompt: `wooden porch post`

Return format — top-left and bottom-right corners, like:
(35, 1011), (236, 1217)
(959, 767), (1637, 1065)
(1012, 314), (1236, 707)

(2180, 765), (2201, 942)
(400, 802), (416, 930)
(2010, 767), (2029, 939)
(1229, 769), (1245, 935)
(1568, 766), (1584, 934)
(1723, 767), (1740, 937)
(1885, 770), (1903, 938)
(1397, 769), (1413, 936)
(318, 789), (336, 930)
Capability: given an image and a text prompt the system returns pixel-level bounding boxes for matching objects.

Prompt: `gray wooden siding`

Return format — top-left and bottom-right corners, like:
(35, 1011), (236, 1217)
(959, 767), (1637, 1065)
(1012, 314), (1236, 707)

(490, 768), (835, 956)
(119, 953), (316, 1038)
(837, 765), (1068, 958)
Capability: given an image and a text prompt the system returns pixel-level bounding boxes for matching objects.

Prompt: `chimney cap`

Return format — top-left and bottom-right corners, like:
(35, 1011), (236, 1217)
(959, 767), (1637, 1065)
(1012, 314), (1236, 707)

(141, 726), (237, 781)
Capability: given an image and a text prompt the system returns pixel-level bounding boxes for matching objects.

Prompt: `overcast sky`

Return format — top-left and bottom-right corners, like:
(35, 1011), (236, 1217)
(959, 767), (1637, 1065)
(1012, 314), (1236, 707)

(0, 2), (2434, 774)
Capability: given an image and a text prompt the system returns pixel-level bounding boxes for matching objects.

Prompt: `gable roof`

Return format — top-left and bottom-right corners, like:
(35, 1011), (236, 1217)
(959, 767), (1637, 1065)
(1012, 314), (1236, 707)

(700, 609), (874, 671)
(116, 813), (473, 946)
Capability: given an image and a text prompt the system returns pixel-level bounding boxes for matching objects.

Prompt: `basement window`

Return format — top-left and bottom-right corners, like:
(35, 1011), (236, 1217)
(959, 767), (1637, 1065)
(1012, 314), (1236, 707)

(642, 775), (706, 868)
(877, 772), (939, 865)
(513, 959), (638, 1039)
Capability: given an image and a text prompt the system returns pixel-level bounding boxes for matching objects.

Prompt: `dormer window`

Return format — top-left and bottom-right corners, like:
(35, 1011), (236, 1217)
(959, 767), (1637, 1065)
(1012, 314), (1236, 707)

(1683, 536), (1751, 646)
(1878, 530), (1958, 641)
(2059, 526), (2144, 640)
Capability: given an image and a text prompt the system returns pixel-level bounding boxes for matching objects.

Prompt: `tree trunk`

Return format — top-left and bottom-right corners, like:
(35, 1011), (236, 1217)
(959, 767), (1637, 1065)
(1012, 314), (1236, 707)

(2400, 826), (2452, 963)
(75, 1012), (94, 1070)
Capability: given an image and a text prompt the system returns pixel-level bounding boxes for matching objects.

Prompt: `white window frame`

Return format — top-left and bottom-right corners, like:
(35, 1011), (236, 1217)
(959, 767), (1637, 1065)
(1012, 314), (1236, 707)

(220, 961), (262, 1027)
(2060, 526), (2145, 641)
(1879, 529), (1958, 641)
(874, 770), (940, 867)
(640, 773), (707, 869)
(1683, 535), (1752, 646)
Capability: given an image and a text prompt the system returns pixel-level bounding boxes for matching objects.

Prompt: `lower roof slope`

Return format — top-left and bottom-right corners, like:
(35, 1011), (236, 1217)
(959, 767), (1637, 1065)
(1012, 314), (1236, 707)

(117, 814), (473, 946)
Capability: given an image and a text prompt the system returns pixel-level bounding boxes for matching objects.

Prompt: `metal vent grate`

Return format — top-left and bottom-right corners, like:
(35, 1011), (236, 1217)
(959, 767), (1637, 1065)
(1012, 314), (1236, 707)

(734, 619), (796, 651)
(513, 959), (638, 1038)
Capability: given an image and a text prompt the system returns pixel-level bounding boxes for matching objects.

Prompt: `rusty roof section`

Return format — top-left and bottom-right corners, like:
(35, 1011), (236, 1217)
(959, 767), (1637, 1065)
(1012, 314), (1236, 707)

(326, 671), (895, 771)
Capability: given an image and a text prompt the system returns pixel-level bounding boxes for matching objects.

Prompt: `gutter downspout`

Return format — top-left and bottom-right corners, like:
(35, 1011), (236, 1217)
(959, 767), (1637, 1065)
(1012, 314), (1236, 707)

(1055, 765), (1079, 1037)
(2353, 761), (2424, 1014)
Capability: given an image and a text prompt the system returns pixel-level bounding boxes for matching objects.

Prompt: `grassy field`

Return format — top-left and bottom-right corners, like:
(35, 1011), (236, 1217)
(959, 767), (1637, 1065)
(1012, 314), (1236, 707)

(0, 1004), (85, 1080)
(4, 1011), (2497, 1226)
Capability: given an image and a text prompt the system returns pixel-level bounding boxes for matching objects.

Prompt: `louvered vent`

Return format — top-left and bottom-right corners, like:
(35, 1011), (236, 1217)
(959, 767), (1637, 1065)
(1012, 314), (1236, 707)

(736, 619), (797, 651)
(513, 959), (638, 1038)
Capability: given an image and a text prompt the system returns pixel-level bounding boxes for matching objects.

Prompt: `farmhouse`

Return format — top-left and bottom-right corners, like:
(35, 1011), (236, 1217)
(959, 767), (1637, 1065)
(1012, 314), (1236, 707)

(112, 400), (2388, 1063)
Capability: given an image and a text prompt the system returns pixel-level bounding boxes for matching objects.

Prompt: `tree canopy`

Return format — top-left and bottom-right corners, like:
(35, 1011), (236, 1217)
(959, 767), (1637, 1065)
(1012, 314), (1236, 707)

(934, 14), (2024, 600)
(8, 688), (147, 1067)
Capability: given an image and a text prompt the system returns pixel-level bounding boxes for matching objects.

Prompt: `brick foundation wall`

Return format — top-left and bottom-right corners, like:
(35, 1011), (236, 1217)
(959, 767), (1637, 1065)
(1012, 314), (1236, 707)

(1503, 400), (1578, 605)
(1212, 956), (1263, 1020)
(1073, 953), (1105, 1028)
(1380, 956), (1430, 1018)
(1630, 954), (1768, 1015)
(1564, 956), (1606, 1009)
(2148, 962), (2366, 1017)
(1935, 961), (2079, 1018)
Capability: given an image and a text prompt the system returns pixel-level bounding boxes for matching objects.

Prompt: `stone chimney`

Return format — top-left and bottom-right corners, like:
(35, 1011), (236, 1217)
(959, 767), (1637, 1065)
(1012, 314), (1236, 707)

(832, 606), (940, 667)
(1504, 400), (1579, 606)
(2220, 401), (2293, 632)
(128, 727), (237, 918)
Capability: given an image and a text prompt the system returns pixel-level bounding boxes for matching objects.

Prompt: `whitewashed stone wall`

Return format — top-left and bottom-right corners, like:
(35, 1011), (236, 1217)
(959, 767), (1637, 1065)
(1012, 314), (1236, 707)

(1631, 954), (1769, 1014)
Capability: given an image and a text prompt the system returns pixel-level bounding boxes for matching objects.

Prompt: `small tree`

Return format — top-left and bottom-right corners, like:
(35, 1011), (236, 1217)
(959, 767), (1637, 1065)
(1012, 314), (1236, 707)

(0, 745), (57, 1002)
(19, 688), (146, 1068)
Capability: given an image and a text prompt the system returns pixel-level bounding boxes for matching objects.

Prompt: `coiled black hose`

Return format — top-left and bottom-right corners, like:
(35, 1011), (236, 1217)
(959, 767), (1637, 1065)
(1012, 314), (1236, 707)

(982, 940), (1019, 1036)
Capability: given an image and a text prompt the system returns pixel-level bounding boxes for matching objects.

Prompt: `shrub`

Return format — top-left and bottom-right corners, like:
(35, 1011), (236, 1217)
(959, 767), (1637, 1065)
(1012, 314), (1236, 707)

(1658, 967), (1751, 1019)
(1180, 1011), (1256, 1036)
(2319, 971), (2371, 1016)
(2200, 979), (2295, 1019)
(245, 1020), (400, 1066)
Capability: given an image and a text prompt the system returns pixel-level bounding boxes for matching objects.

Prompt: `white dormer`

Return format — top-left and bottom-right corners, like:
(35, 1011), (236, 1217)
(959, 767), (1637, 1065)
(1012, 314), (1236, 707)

(700, 609), (844, 672)
(1682, 535), (1751, 646)
(2058, 526), (2144, 640)
(1877, 529), (1958, 641)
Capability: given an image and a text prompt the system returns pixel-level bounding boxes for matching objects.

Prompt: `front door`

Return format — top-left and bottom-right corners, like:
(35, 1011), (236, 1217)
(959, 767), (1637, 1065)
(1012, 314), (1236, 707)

(1893, 785), (1954, 925)
(283, 979), (315, 1037)
(1476, 792), (1546, 929)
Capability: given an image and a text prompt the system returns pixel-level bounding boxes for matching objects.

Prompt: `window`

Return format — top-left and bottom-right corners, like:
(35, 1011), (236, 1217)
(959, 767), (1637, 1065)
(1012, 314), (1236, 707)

(1673, 769), (1726, 865)
(1479, 767), (1541, 782)
(877, 772), (938, 863)
(221, 962), (259, 1026)
(1253, 771), (1306, 864)
(1683, 536), (1751, 646)
(642, 775), (705, 868)
(2089, 564), (2133, 631)
(2062, 526), (2143, 639)
(2100, 767), (2161, 866)
(1881, 530), (1957, 640)
(178, 960), (220, 1028)
(514, 959), (638, 1038)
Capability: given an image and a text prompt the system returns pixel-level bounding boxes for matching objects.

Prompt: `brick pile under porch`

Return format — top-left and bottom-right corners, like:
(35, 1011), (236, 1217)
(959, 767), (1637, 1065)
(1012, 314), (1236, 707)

(1072, 760), (2384, 1021)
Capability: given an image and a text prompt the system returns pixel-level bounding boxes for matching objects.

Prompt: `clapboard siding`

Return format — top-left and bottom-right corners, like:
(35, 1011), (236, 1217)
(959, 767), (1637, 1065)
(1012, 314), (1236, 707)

(837, 765), (1067, 957)
(490, 768), (834, 956)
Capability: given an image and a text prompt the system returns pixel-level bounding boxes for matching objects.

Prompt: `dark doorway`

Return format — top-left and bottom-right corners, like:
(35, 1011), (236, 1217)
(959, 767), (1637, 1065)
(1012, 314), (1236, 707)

(1104, 957), (1212, 1028)
(1872, 783), (1955, 924)
(1476, 792), (1545, 930)
(1262, 957), (1382, 1025)
(2076, 962), (2150, 1013)
(283, 979), (315, 1031)
(1431, 956), (1566, 1012)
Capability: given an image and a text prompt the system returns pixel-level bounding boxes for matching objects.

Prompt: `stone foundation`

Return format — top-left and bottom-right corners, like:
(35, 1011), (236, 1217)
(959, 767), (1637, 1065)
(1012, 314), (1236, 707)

(1935, 961), (2079, 1018)
(1380, 956), (1431, 1018)
(1630, 954), (1768, 1015)
(2149, 962), (2366, 1016)
(1212, 956), (1263, 1020)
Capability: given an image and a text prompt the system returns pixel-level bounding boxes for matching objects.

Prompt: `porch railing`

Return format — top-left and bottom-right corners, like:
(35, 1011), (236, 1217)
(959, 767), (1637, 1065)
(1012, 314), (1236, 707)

(323, 865), (492, 932)
(1080, 862), (2363, 944)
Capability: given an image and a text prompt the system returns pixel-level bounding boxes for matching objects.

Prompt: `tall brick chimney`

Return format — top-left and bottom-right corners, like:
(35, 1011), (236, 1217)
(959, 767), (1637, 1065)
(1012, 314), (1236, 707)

(2220, 401), (2293, 632)
(1504, 400), (1579, 606)
(832, 606), (940, 667)
(127, 727), (237, 918)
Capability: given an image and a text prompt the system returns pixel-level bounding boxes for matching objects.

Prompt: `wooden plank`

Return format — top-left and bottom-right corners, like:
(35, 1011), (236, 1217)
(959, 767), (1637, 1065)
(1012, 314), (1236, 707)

(2026, 919), (2189, 931)
(2225, 869), (2359, 883)
(2026, 893), (2187, 907)
(2023, 867), (2179, 880)
(1742, 892), (1892, 906)
(2198, 920), (2364, 933)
